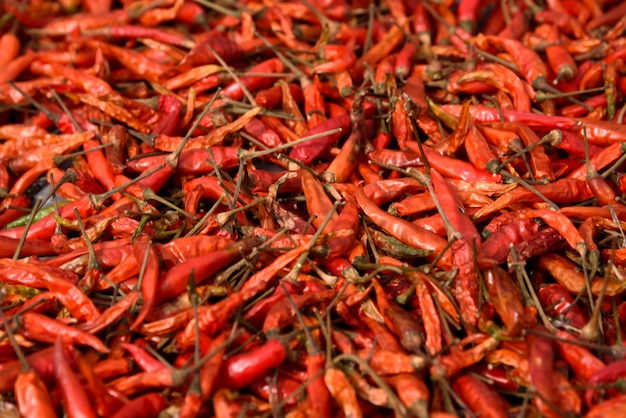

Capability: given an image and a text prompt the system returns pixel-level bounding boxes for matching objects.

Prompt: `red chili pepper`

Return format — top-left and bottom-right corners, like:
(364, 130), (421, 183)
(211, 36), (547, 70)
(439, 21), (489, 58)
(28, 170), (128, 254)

(262, 290), (334, 334)
(155, 235), (264, 303)
(586, 394), (626, 418)
(538, 284), (587, 330)
(442, 104), (575, 129)
(355, 185), (451, 268)
(152, 94), (182, 136)
(14, 370), (57, 418)
(220, 338), (288, 389)
(255, 83), (304, 109)
(220, 58), (284, 101)
(243, 281), (301, 328)
(82, 138), (117, 191)
(109, 393), (166, 418)
(323, 89), (366, 183)
(130, 235), (159, 329)
(452, 373), (509, 418)
(0, 259), (99, 320)
(21, 312), (109, 353)
(406, 142), (502, 183)
(0, 347), (55, 392)
(485, 266), (529, 336)
(54, 337), (98, 418)
(554, 330), (605, 382)
(289, 114), (351, 165)
(73, 347), (124, 416)
(474, 178), (594, 220)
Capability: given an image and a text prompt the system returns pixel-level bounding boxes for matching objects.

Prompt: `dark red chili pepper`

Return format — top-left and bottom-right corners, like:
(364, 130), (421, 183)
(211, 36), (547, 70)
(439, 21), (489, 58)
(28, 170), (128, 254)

(478, 218), (540, 266)
(110, 393), (166, 418)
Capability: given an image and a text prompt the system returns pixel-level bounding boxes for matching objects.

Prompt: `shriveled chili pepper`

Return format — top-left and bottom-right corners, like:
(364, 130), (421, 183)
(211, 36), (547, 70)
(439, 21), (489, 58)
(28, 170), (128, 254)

(452, 373), (509, 418)
(585, 394), (626, 418)
(538, 284), (587, 330)
(0, 259), (99, 320)
(474, 179), (594, 220)
(324, 367), (363, 418)
(539, 253), (626, 296)
(356, 185), (450, 268)
(21, 312), (109, 352)
(527, 326), (559, 416)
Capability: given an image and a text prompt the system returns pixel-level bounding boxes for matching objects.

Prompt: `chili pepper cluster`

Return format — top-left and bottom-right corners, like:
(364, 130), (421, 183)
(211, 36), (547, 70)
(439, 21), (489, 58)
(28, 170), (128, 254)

(2, 0), (626, 416)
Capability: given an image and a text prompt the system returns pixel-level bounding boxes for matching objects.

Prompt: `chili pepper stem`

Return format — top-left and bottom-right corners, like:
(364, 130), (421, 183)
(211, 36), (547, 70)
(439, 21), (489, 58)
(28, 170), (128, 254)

(13, 197), (42, 260)
(53, 143), (113, 166)
(52, 91), (83, 132)
(184, 196), (225, 237)
(497, 171), (559, 211)
(240, 127), (343, 160)
(88, 162), (166, 209)
(600, 142), (626, 179)
(279, 282), (320, 351)
(581, 259), (612, 341)
(7, 81), (59, 124)
(509, 245), (558, 333)
(143, 188), (197, 220)
(490, 130), (562, 175)
(214, 197), (266, 227)
(73, 208), (100, 271)
(535, 86), (606, 100)
(533, 78), (594, 111)
(0, 307), (28, 370)
(253, 31), (311, 88)
(90, 118), (155, 145)
(209, 46), (257, 106)
(192, 0), (240, 17)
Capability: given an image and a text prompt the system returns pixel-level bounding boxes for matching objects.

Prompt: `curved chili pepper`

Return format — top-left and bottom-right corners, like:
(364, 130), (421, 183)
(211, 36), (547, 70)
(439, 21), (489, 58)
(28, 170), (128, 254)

(21, 312), (109, 352)
(355, 185), (451, 268)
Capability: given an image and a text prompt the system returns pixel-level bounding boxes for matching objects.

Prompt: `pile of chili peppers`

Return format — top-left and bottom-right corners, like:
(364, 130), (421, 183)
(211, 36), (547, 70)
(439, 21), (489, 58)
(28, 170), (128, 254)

(4, 0), (626, 416)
